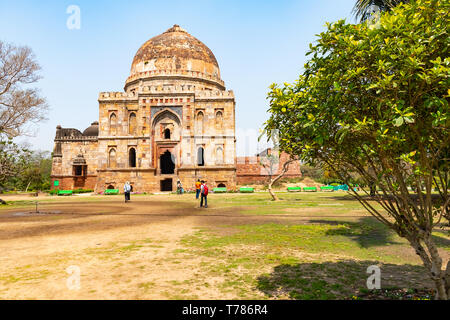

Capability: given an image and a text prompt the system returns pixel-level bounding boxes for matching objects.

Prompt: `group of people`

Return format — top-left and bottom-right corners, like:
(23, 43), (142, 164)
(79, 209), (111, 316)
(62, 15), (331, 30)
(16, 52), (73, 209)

(195, 179), (208, 208)
(123, 179), (209, 208)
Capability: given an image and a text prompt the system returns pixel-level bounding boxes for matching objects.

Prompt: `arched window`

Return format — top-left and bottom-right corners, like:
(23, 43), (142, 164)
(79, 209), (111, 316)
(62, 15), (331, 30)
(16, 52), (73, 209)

(129, 113), (137, 135)
(74, 166), (83, 176)
(129, 148), (136, 168)
(164, 128), (171, 139)
(215, 111), (223, 129)
(108, 148), (117, 168)
(217, 183), (226, 188)
(197, 147), (205, 166)
(196, 111), (204, 135)
(109, 113), (117, 135)
(216, 146), (223, 164)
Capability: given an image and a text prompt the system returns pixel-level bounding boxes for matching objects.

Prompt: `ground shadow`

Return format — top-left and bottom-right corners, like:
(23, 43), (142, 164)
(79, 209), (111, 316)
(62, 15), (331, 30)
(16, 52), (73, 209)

(308, 217), (400, 248)
(431, 232), (450, 248)
(256, 260), (431, 300)
(318, 193), (445, 202)
(309, 217), (450, 249)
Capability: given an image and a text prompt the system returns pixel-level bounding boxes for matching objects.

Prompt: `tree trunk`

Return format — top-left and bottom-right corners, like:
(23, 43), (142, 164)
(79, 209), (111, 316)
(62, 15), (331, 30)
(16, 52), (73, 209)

(369, 182), (376, 196)
(267, 159), (296, 201)
(445, 261), (450, 299)
(25, 180), (31, 193)
(424, 235), (449, 300)
(268, 179), (279, 201)
(411, 234), (449, 300)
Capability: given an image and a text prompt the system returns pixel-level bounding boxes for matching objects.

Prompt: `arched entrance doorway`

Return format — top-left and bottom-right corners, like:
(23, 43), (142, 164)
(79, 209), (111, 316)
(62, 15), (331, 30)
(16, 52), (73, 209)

(160, 150), (175, 174)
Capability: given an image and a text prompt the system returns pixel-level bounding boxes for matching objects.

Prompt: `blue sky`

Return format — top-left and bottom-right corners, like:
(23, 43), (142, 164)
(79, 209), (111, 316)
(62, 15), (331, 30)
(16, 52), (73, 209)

(0, 0), (356, 155)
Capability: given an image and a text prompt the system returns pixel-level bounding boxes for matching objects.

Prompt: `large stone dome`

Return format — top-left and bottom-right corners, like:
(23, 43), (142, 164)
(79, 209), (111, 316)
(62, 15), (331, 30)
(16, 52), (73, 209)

(82, 121), (99, 136)
(125, 25), (223, 90)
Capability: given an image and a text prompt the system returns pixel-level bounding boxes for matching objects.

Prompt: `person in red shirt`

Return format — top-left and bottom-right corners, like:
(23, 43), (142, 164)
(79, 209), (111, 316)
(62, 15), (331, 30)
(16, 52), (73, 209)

(200, 180), (208, 208)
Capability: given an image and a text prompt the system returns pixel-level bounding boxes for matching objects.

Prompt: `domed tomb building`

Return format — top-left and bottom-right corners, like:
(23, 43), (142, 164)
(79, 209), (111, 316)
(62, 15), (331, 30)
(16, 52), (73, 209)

(51, 25), (236, 192)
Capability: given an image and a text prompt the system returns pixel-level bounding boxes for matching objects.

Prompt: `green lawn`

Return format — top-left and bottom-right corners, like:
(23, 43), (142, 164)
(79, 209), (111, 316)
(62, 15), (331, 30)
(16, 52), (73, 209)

(0, 191), (448, 299)
(177, 192), (449, 299)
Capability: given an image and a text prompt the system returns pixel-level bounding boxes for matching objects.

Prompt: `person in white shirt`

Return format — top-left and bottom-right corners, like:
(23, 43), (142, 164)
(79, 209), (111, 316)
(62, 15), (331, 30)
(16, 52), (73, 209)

(200, 180), (208, 208)
(124, 181), (131, 203)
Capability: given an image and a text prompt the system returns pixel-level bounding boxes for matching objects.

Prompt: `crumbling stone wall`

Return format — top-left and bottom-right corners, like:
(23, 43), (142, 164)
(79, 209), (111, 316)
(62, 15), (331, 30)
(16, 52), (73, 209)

(51, 126), (98, 190)
(236, 150), (302, 185)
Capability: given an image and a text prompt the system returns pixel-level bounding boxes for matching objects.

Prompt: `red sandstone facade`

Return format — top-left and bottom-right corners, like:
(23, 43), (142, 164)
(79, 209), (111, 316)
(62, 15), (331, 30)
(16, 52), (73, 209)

(50, 25), (301, 193)
(236, 149), (302, 185)
(51, 25), (237, 193)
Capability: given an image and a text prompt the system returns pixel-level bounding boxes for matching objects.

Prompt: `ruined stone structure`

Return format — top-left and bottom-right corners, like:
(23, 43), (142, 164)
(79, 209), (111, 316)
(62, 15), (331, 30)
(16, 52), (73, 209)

(51, 25), (236, 192)
(236, 149), (302, 185)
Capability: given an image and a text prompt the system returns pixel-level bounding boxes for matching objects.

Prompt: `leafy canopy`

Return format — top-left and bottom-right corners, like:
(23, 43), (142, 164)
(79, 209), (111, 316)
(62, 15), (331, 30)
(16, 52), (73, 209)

(266, 0), (448, 186)
(264, 0), (450, 299)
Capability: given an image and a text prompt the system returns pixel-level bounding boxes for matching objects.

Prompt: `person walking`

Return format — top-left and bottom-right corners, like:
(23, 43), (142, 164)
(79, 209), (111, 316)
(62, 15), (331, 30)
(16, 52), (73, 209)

(177, 179), (184, 194)
(124, 181), (131, 203)
(195, 179), (201, 199)
(200, 180), (208, 208)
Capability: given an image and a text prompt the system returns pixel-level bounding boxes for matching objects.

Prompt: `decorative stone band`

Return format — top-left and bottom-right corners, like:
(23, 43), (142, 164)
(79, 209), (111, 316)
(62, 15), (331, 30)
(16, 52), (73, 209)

(50, 174), (97, 178)
(124, 69), (224, 89)
(95, 166), (235, 172)
(54, 136), (98, 142)
(183, 135), (235, 139)
(178, 166), (236, 171)
(97, 136), (149, 140)
(98, 91), (138, 102)
(96, 168), (157, 173)
(99, 90), (234, 103)
(72, 154), (87, 165)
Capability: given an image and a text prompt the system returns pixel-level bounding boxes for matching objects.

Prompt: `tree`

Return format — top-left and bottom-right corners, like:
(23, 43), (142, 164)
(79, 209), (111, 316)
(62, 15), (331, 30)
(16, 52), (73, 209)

(0, 41), (48, 202)
(264, 0), (449, 299)
(259, 148), (297, 201)
(0, 139), (31, 192)
(353, 0), (408, 21)
(0, 41), (48, 138)
(15, 150), (52, 192)
(0, 146), (51, 193)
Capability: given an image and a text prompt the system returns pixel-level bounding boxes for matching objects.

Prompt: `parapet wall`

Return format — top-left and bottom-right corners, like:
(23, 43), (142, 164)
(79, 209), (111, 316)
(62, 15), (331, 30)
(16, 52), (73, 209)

(98, 88), (234, 102)
(236, 152), (302, 185)
(125, 69), (225, 89)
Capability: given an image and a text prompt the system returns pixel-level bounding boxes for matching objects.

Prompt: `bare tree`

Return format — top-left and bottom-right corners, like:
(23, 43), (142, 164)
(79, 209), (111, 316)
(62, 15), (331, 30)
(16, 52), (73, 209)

(0, 41), (48, 138)
(260, 150), (297, 201)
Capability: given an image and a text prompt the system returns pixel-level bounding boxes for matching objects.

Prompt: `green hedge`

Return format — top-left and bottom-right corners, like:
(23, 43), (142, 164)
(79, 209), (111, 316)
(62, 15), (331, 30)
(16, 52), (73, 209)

(73, 189), (94, 194)
(48, 189), (93, 195)
(57, 190), (73, 196)
(104, 189), (120, 195)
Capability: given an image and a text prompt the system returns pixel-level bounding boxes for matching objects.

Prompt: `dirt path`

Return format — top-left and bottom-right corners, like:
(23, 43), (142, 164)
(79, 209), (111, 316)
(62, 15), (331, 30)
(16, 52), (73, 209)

(0, 195), (445, 299)
(0, 196), (299, 299)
